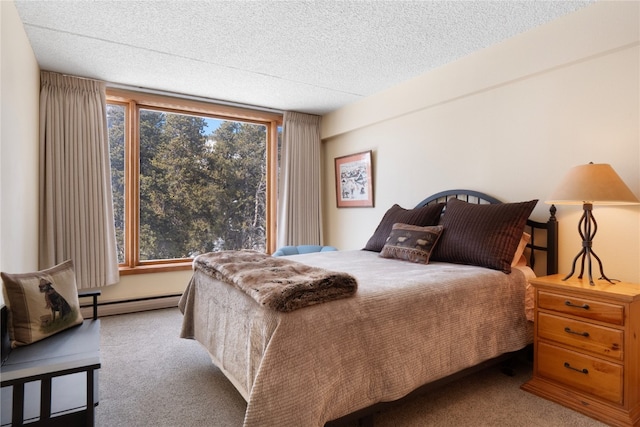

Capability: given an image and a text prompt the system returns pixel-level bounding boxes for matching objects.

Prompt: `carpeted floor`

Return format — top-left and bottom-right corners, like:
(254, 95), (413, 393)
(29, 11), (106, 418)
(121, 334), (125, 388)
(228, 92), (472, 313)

(96, 308), (606, 426)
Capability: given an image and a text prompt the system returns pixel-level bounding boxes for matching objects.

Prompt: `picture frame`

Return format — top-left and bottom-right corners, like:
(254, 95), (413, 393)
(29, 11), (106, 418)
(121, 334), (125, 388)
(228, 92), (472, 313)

(335, 150), (374, 208)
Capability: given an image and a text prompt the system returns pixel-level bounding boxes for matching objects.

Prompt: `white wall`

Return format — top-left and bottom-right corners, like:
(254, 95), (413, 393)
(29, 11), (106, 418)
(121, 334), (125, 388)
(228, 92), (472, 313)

(321, 1), (640, 283)
(1, 1), (41, 305)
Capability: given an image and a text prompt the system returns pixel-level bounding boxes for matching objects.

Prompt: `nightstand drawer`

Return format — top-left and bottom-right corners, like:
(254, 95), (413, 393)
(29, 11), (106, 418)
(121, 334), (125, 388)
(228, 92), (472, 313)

(538, 312), (623, 360)
(537, 341), (623, 404)
(538, 291), (624, 325)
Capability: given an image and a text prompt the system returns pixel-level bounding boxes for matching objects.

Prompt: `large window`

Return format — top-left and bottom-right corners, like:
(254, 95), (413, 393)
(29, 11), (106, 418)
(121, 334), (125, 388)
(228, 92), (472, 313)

(107, 89), (281, 273)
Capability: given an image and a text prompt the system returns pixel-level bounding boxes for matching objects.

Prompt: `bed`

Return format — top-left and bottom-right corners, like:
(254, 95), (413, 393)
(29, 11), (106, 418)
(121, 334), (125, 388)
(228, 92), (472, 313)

(179, 189), (558, 427)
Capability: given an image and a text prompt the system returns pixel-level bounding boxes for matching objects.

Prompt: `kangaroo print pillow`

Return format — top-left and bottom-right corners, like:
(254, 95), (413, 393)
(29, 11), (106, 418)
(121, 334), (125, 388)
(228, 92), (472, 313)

(1, 260), (83, 348)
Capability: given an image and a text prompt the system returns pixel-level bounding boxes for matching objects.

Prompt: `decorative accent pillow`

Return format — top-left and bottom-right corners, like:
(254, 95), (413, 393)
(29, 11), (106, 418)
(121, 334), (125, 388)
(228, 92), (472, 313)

(363, 203), (445, 252)
(431, 198), (538, 273)
(380, 223), (444, 264)
(1, 260), (83, 348)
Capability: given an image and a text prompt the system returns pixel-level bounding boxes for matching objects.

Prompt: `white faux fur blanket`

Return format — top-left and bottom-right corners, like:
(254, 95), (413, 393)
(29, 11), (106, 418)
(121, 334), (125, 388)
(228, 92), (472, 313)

(193, 250), (357, 312)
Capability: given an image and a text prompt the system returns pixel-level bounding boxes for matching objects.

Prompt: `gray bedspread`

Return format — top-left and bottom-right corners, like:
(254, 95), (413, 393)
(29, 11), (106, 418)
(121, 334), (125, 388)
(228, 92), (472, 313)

(179, 250), (534, 427)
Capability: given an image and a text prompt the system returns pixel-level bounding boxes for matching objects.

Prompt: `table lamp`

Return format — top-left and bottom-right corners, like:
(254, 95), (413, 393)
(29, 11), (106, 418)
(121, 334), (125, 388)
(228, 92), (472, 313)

(546, 162), (639, 285)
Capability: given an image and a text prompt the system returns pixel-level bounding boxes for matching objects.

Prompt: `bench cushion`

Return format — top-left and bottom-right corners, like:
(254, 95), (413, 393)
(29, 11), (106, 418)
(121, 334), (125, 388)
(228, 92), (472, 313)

(1, 320), (100, 381)
(1, 319), (100, 425)
(1, 261), (83, 348)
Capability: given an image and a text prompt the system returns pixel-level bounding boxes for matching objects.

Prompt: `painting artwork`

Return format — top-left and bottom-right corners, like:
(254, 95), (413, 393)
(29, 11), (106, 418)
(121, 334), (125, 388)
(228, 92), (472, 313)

(335, 150), (374, 207)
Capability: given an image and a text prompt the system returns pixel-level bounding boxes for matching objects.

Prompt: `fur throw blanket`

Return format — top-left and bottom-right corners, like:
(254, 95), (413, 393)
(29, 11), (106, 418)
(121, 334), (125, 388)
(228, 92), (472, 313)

(193, 250), (358, 312)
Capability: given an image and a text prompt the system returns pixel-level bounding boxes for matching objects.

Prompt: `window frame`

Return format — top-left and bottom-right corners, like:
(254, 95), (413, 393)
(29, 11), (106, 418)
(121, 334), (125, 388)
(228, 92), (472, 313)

(107, 88), (282, 275)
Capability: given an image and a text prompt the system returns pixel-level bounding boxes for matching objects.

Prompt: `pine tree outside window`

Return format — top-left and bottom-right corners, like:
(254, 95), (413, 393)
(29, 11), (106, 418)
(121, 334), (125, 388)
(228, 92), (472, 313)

(107, 89), (282, 274)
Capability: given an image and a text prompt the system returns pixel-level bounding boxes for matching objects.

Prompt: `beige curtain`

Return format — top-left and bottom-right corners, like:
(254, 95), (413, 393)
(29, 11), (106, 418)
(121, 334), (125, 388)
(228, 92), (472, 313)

(39, 71), (119, 288)
(277, 112), (323, 247)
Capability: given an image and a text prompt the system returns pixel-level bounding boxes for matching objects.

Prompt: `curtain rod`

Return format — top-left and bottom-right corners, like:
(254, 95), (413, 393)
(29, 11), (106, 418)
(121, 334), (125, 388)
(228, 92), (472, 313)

(49, 71), (284, 115)
(106, 82), (284, 115)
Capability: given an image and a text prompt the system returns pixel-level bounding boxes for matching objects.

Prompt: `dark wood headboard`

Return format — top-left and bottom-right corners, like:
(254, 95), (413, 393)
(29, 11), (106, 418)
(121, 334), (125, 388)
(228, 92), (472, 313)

(415, 189), (558, 276)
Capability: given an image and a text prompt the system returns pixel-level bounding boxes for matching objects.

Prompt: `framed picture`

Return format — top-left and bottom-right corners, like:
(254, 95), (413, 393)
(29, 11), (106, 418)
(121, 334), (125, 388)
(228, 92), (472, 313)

(335, 150), (374, 208)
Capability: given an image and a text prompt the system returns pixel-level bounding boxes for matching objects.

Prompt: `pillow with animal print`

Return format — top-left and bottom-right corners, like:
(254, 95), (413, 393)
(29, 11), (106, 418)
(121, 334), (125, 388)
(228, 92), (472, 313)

(1, 260), (83, 348)
(379, 223), (444, 264)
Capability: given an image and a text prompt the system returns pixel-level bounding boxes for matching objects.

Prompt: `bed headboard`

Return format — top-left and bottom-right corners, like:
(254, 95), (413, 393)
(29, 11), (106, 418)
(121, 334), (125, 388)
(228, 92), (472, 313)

(415, 189), (558, 276)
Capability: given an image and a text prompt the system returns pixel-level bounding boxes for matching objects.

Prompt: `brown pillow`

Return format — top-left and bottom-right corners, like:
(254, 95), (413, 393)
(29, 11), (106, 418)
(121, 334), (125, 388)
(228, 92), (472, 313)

(380, 223), (444, 264)
(363, 203), (445, 252)
(1, 260), (83, 348)
(431, 198), (538, 273)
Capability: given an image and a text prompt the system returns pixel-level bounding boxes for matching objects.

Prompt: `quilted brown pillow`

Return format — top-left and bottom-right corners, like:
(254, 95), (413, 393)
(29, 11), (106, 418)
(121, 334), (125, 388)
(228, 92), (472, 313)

(380, 223), (444, 264)
(431, 198), (538, 273)
(1, 260), (83, 348)
(363, 203), (445, 252)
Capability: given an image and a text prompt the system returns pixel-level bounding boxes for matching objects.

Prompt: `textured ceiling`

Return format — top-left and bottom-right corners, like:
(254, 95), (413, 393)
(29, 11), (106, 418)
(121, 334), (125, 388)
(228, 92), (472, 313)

(14, 1), (594, 115)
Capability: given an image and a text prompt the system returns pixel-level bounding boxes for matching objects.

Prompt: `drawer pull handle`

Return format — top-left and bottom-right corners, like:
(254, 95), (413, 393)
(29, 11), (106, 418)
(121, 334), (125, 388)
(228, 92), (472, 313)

(564, 327), (589, 338)
(565, 300), (589, 310)
(564, 362), (588, 375)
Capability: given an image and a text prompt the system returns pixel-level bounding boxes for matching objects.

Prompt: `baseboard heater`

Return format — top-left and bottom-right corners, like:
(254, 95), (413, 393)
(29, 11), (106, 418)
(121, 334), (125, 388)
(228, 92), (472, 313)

(80, 293), (182, 317)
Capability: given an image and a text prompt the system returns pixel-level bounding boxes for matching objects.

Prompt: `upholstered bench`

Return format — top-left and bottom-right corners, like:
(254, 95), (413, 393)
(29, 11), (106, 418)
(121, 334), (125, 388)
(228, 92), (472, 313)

(1, 291), (100, 426)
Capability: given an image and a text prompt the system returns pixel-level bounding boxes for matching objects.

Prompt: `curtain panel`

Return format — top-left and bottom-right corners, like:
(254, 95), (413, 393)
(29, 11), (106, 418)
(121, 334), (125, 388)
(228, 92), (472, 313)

(39, 71), (119, 288)
(277, 112), (323, 248)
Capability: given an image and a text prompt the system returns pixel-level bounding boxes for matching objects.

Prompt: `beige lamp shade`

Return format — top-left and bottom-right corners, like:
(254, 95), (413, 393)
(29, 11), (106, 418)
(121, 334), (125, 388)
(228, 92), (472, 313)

(546, 163), (640, 206)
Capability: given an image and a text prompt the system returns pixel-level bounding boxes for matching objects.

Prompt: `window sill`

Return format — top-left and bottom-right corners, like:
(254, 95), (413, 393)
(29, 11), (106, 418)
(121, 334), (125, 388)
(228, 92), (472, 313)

(119, 262), (193, 276)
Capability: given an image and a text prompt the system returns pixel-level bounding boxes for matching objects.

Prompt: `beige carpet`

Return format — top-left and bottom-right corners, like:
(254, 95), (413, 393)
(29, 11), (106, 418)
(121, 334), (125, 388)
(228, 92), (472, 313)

(96, 308), (606, 427)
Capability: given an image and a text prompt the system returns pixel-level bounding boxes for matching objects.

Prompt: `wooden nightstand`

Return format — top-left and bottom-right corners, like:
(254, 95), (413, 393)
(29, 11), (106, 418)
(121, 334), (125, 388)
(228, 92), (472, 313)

(522, 274), (640, 426)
